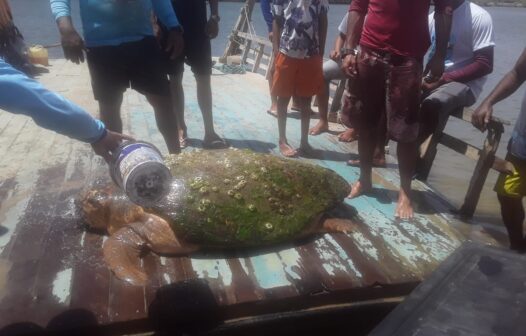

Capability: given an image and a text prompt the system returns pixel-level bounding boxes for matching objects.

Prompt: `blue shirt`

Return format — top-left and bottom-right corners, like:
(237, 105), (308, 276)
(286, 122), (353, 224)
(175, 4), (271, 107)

(50, 0), (181, 48)
(0, 58), (106, 143)
(260, 0), (273, 33)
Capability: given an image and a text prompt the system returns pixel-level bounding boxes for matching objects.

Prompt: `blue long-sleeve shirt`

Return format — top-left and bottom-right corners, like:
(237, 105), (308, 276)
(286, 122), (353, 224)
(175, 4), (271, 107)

(50, 0), (181, 48)
(0, 58), (106, 143)
(260, 0), (273, 33)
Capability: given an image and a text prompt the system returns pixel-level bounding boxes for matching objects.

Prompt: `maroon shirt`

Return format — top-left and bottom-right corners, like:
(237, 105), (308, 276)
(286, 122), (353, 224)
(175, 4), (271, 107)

(350, 0), (452, 59)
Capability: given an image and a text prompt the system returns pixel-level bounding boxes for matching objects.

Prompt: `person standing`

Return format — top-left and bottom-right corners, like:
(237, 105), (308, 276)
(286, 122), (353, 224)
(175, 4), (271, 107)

(50, 0), (184, 153)
(308, 12), (352, 137)
(271, 0), (328, 158)
(164, 0), (226, 149)
(340, 0), (453, 218)
(472, 48), (526, 251)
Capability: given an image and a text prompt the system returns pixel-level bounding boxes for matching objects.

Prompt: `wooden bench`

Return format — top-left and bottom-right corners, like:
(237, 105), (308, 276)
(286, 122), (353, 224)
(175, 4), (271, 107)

(418, 108), (511, 218)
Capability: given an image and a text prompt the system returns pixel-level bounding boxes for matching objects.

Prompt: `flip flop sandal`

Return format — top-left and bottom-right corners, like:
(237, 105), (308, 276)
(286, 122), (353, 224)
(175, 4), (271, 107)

(179, 137), (188, 149)
(267, 109), (278, 117)
(203, 138), (229, 149)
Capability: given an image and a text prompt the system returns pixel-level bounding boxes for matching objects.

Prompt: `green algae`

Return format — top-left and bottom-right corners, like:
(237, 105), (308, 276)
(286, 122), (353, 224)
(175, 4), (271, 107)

(152, 149), (349, 248)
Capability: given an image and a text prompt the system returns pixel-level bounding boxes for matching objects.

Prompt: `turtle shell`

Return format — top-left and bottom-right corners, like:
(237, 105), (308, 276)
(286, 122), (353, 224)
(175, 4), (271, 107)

(150, 149), (349, 247)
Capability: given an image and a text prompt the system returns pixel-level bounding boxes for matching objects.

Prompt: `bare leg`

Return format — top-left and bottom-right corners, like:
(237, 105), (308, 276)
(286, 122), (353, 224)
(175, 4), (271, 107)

(347, 115), (387, 167)
(98, 93), (124, 133)
(268, 74), (278, 114)
(498, 194), (525, 250)
(146, 93), (181, 154)
(169, 73), (188, 147)
(396, 141), (417, 219)
(309, 83), (329, 135)
(348, 129), (374, 198)
(298, 96), (315, 155)
(195, 74), (225, 146)
(277, 96), (296, 157)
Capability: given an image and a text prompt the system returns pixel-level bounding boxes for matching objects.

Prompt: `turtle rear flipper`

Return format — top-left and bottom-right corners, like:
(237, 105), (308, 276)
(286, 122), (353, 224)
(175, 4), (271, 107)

(103, 215), (198, 286)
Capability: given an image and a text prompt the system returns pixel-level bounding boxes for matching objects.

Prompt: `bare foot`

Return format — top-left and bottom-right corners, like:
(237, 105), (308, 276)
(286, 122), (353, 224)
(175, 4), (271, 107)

(395, 192), (414, 219)
(309, 120), (329, 135)
(279, 140), (298, 157)
(347, 180), (372, 199)
(338, 129), (358, 142)
(267, 109), (278, 117)
(347, 155), (387, 168)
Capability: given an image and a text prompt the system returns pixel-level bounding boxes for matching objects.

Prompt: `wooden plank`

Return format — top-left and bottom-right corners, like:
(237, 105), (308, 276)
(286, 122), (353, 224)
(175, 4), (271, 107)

(241, 40), (253, 65)
(252, 43), (265, 73)
(237, 31), (273, 48)
(439, 133), (511, 174)
(459, 126), (503, 218)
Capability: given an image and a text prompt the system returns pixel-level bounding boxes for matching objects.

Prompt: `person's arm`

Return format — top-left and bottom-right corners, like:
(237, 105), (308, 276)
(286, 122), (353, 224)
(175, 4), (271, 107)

(472, 48), (526, 131)
(152, 0), (184, 59)
(205, 0), (220, 39)
(443, 46), (494, 83)
(0, 59), (131, 160)
(318, 9), (328, 57)
(271, 1), (285, 56)
(425, 1), (453, 80)
(261, 0), (274, 34)
(341, 1), (367, 77)
(50, 0), (85, 64)
(330, 34), (345, 61)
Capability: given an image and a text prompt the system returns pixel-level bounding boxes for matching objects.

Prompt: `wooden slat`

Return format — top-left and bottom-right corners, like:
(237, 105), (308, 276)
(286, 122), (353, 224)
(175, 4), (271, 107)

(440, 133), (512, 174)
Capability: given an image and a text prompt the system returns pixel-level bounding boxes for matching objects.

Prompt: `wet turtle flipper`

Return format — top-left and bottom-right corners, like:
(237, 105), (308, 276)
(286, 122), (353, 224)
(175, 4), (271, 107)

(103, 217), (199, 285)
(320, 218), (357, 234)
(103, 223), (148, 286)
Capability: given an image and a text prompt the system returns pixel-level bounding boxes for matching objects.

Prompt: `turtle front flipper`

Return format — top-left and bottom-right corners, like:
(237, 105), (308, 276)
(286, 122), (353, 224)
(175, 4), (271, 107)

(103, 215), (198, 285)
(321, 218), (357, 234)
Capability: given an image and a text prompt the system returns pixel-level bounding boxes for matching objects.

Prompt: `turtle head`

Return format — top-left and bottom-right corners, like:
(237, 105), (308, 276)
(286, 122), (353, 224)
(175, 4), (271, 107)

(80, 186), (145, 234)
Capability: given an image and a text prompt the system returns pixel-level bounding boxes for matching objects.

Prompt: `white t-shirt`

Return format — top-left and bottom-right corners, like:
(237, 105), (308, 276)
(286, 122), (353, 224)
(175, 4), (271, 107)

(428, 1), (495, 100)
(337, 12), (349, 35)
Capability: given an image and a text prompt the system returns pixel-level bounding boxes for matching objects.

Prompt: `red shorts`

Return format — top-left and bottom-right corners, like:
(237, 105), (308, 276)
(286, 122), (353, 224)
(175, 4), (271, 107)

(271, 53), (323, 98)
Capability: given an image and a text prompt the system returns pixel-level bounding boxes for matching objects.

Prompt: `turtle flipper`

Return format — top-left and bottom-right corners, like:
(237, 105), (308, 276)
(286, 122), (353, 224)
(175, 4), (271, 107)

(321, 218), (357, 234)
(103, 215), (198, 285)
(103, 224), (148, 285)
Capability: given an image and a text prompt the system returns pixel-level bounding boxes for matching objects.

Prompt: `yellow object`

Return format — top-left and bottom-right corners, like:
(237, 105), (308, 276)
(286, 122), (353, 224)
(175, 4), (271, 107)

(28, 45), (49, 66)
(495, 153), (526, 198)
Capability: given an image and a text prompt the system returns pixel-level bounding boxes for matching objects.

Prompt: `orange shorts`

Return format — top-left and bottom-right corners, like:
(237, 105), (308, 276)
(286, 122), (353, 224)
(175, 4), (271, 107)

(271, 53), (323, 98)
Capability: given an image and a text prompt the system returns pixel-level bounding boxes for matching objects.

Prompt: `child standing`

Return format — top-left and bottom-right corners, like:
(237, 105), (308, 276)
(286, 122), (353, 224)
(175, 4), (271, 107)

(271, 0), (328, 157)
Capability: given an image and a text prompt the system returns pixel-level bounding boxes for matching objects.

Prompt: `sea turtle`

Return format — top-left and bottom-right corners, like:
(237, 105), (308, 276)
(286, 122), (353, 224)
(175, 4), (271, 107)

(81, 148), (355, 285)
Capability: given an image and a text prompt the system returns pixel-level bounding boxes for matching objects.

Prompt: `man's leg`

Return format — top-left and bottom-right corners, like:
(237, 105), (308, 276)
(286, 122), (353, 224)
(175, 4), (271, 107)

(310, 59), (345, 135)
(497, 194), (525, 251)
(98, 94), (124, 133)
(195, 74), (225, 146)
(309, 79), (330, 135)
(277, 96), (296, 157)
(168, 73), (187, 147)
(145, 93), (181, 154)
(297, 96), (314, 154)
(396, 141), (418, 218)
(388, 57), (423, 219)
(348, 128), (375, 198)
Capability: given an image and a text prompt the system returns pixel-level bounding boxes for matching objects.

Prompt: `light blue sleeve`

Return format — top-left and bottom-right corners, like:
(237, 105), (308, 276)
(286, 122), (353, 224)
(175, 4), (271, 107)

(50, 0), (71, 20)
(0, 59), (106, 143)
(152, 0), (181, 29)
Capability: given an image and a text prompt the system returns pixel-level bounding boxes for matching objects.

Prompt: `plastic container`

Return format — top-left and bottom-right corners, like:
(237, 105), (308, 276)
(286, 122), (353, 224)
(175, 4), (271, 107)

(110, 141), (172, 206)
(28, 45), (49, 66)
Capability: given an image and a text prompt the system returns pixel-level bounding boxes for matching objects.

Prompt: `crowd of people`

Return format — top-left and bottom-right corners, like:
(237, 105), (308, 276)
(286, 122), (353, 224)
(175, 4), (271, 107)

(0, 0), (525, 250)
